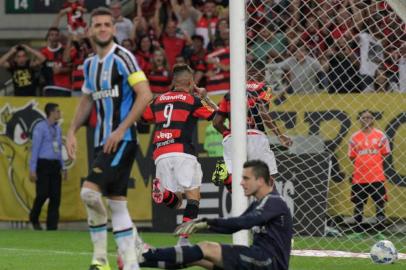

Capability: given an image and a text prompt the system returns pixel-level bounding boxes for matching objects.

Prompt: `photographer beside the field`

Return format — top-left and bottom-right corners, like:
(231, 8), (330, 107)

(29, 103), (66, 231)
(348, 110), (391, 239)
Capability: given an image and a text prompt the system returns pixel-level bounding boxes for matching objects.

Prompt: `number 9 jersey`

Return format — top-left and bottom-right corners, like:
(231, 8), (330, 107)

(142, 91), (215, 161)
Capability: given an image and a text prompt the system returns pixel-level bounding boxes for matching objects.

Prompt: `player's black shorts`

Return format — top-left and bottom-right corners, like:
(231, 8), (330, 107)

(351, 182), (387, 205)
(87, 141), (137, 196)
(221, 245), (273, 270)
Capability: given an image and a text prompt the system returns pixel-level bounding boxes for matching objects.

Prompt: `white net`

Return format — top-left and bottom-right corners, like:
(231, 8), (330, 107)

(245, 0), (406, 259)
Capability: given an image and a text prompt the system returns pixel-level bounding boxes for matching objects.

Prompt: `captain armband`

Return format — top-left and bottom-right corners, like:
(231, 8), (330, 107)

(128, 71), (148, 87)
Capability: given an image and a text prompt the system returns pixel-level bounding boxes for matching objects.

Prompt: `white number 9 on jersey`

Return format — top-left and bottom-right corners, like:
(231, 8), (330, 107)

(163, 103), (174, 128)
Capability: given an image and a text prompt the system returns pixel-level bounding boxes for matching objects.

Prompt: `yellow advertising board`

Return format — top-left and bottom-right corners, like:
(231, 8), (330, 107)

(1, 93), (406, 221)
(0, 97), (151, 222)
(264, 93), (406, 218)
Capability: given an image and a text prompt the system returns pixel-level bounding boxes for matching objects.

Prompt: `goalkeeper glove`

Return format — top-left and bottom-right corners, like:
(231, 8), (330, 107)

(174, 218), (208, 236)
(211, 159), (228, 186)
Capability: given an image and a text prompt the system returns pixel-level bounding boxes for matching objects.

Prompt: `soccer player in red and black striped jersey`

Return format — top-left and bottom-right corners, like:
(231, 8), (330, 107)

(142, 63), (217, 245)
(213, 77), (292, 193)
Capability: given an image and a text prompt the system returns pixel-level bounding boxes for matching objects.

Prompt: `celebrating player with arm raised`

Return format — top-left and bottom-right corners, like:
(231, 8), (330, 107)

(212, 76), (292, 192)
(140, 160), (293, 270)
(142, 63), (217, 245)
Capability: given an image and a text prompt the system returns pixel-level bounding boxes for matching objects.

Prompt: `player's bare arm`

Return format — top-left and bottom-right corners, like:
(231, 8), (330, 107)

(213, 113), (229, 135)
(66, 94), (93, 159)
(103, 80), (153, 154)
(259, 103), (292, 148)
(194, 85), (218, 111)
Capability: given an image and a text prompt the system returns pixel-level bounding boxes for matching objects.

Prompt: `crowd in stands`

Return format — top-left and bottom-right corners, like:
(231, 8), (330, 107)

(0, 0), (405, 97)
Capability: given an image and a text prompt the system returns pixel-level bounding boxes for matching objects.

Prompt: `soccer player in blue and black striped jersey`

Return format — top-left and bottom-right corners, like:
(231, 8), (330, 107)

(140, 160), (293, 270)
(66, 7), (153, 270)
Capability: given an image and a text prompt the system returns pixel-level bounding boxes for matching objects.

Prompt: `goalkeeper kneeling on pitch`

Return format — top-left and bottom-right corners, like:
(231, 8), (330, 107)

(140, 160), (293, 270)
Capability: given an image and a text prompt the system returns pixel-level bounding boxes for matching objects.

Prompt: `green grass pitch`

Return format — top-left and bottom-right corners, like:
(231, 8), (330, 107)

(0, 230), (405, 270)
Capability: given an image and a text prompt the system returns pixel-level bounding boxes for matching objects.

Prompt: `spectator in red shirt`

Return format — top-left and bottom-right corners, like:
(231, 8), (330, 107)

(135, 35), (154, 74)
(63, 34), (93, 96)
(159, 20), (188, 69)
(41, 27), (72, 96)
(195, 0), (219, 48)
(60, 0), (87, 36)
(205, 39), (230, 93)
(189, 34), (207, 86)
(148, 48), (171, 94)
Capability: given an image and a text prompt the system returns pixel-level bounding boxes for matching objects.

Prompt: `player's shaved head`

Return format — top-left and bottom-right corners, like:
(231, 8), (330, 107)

(172, 64), (194, 92)
(172, 64), (194, 77)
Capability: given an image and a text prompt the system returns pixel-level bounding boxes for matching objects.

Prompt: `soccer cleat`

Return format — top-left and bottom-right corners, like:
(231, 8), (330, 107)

(88, 262), (111, 270)
(136, 242), (153, 264)
(211, 159), (228, 186)
(117, 241), (152, 269)
(152, 178), (164, 204)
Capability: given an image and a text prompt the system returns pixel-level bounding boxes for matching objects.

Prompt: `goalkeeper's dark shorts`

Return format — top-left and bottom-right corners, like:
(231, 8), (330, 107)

(221, 244), (273, 270)
(87, 141), (137, 196)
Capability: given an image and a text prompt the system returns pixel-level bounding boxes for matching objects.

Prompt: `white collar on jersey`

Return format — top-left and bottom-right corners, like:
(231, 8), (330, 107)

(97, 43), (117, 63)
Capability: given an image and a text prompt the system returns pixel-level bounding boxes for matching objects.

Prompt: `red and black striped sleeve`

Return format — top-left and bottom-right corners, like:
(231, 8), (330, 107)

(216, 93), (230, 117)
(192, 96), (216, 120)
(142, 102), (155, 122)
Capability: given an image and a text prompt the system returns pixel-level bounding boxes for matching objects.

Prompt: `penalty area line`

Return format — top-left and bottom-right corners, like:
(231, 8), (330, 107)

(292, 249), (406, 260)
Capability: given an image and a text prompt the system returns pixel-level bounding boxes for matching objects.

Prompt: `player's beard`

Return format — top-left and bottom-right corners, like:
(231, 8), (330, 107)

(93, 35), (114, 48)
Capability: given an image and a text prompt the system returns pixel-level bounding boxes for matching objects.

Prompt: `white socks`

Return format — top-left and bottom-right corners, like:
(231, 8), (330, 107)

(80, 187), (108, 265)
(108, 199), (140, 270)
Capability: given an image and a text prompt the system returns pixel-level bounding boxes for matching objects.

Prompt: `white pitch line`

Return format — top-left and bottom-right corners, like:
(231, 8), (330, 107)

(292, 249), (406, 260)
(2, 247), (405, 261)
(0, 247), (116, 257)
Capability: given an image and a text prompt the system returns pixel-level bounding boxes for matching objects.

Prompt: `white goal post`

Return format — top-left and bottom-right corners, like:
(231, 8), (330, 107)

(229, 0), (249, 246)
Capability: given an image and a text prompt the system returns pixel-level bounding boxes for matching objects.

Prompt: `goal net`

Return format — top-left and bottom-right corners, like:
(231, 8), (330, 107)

(245, 0), (406, 259)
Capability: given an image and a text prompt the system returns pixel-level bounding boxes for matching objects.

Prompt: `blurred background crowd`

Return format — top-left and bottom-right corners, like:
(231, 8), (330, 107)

(0, 0), (405, 97)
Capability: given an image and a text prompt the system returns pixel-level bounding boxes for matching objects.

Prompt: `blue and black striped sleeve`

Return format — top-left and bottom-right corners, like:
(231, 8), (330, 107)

(115, 47), (148, 87)
(82, 58), (92, 94)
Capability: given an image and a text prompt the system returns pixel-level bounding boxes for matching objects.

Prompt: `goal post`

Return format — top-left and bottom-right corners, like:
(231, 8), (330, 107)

(386, 0), (406, 22)
(229, 0), (249, 246)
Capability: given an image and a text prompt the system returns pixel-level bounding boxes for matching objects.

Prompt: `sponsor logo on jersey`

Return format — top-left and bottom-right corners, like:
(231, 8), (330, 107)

(156, 131), (173, 140)
(92, 85), (119, 100)
(156, 139), (175, 148)
(159, 94), (187, 102)
(358, 149), (379, 155)
(252, 225), (268, 234)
